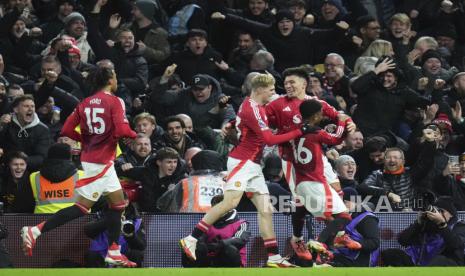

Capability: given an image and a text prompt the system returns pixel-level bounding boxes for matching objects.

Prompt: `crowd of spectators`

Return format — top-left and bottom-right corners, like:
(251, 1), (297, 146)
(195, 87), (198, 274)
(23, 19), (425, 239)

(1, 0), (465, 267)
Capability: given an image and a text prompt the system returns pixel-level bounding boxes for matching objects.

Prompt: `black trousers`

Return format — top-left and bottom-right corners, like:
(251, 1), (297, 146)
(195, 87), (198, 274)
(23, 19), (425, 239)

(381, 249), (459, 266)
(182, 242), (242, 267)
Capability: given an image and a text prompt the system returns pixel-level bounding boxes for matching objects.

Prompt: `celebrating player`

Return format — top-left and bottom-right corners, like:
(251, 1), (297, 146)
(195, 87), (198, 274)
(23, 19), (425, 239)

(20, 67), (138, 267)
(180, 73), (305, 268)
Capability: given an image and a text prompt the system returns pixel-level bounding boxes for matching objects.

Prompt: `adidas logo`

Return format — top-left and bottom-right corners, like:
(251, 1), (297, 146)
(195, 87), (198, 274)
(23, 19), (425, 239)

(283, 106), (291, 112)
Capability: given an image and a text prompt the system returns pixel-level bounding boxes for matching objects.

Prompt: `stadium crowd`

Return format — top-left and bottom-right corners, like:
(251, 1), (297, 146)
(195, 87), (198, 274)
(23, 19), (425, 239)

(1, 0), (465, 268)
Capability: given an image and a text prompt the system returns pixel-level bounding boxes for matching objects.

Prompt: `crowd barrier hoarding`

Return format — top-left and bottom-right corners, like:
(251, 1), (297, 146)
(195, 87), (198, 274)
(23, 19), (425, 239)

(1, 212), (464, 268)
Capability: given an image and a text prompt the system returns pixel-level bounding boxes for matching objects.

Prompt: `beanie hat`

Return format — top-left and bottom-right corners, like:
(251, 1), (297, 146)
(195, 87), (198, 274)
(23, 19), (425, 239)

(47, 143), (71, 160)
(335, 155), (355, 169)
(434, 24), (457, 40)
(432, 113), (452, 133)
(64, 12), (86, 26)
(435, 196), (457, 218)
(275, 9), (294, 23)
(322, 0), (348, 16)
(68, 44), (80, 58)
(135, 0), (156, 21)
(420, 49), (442, 67)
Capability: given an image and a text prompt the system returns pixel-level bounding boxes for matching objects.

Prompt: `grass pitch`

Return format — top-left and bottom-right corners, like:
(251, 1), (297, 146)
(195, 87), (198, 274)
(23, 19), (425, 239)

(3, 268), (465, 276)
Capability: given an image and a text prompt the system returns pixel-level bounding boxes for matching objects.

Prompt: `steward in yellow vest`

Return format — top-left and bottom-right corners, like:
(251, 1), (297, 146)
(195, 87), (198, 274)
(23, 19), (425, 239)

(30, 143), (83, 214)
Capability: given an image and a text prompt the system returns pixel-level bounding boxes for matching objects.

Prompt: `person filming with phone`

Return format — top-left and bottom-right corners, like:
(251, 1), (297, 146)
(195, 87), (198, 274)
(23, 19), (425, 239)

(432, 152), (465, 211)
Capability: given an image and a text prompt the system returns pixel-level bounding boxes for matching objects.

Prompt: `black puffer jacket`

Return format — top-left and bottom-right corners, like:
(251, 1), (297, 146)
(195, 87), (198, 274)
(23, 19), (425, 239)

(0, 113), (51, 171)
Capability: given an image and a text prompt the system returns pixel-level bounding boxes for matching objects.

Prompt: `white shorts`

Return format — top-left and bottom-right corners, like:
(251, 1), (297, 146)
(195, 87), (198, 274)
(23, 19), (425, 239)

(282, 156), (339, 197)
(75, 162), (122, 202)
(224, 157), (269, 194)
(323, 155), (339, 185)
(295, 181), (347, 219)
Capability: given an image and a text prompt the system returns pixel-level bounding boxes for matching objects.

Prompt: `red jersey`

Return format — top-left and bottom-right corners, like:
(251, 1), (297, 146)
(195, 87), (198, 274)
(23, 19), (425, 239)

(265, 95), (341, 161)
(229, 97), (302, 163)
(292, 120), (346, 185)
(61, 91), (137, 164)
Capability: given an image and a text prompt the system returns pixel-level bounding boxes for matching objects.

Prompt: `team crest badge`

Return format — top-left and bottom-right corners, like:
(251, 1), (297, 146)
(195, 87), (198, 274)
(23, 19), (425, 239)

(92, 192), (99, 199)
(235, 181), (241, 187)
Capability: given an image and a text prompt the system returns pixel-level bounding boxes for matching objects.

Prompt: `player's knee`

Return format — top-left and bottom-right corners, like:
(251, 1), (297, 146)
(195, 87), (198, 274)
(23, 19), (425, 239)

(109, 201), (127, 211)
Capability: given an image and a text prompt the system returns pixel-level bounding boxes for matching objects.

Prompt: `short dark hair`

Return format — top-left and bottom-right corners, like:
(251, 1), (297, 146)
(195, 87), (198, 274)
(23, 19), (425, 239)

(8, 84), (22, 91)
(12, 94), (34, 108)
(283, 67), (309, 81)
(6, 151), (28, 164)
(87, 67), (114, 91)
(365, 136), (387, 153)
(356, 15), (377, 29)
(165, 116), (185, 129)
(300, 99), (322, 120)
(211, 194), (224, 206)
(41, 55), (61, 65)
(288, 0), (306, 9)
(156, 147), (179, 161)
(236, 29), (257, 40)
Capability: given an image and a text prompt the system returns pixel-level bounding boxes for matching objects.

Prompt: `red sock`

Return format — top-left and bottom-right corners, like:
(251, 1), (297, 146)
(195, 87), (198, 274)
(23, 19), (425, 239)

(192, 220), (211, 239)
(264, 238), (279, 256)
(36, 221), (45, 231)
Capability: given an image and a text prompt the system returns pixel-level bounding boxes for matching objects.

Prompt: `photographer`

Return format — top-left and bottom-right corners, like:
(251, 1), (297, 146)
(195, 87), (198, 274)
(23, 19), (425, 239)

(381, 196), (465, 266)
(84, 199), (146, 267)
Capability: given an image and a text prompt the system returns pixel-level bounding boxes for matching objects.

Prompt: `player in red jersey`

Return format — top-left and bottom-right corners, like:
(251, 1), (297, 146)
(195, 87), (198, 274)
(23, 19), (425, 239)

(266, 67), (356, 261)
(180, 73), (305, 268)
(20, 67), (138, 267)
(295, 99), (361, 254)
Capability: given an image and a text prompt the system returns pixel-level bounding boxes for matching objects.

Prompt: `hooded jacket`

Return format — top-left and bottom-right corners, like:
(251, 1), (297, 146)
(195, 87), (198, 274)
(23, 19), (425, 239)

(152, 74), (236, 129)
(0, 113), (51, 171)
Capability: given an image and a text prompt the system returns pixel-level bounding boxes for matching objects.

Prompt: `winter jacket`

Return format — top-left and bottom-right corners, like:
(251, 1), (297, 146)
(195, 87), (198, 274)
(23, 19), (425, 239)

(87, 13), (148, 96)
(170, 46), (223, 83)
(120, 22), (171, 65)
(152, 74), (236, 129)
(351, 71), (430, 136)
(0, 171), (34, 213)
(42, 31), (94, 64)
(0, 113), (51, 171)
(118, 159), (187, 212)
(223, 13), (347, 72)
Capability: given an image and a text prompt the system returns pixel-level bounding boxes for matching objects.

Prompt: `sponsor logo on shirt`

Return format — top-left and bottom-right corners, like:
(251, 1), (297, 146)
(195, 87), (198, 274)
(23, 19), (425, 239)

(293, 114), (302, 124)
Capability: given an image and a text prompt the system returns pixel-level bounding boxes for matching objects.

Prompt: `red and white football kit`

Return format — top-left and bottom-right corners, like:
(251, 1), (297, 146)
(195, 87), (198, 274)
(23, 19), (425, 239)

(292, 120), (347, 219)
(225, 97), (302, 193)
(61, 91), (137, 201)
(266, 95), (345, 191)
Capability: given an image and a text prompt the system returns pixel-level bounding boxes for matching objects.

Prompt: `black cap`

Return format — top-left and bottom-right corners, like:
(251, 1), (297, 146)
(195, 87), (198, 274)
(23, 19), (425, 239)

(187, 28), (208, 39)
(263, 154), (282, 178)
(190, 74), (210, 89)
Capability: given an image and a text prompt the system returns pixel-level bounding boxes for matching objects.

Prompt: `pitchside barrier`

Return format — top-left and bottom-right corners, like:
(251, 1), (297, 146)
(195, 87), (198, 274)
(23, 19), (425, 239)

(1, 212), (465, 268)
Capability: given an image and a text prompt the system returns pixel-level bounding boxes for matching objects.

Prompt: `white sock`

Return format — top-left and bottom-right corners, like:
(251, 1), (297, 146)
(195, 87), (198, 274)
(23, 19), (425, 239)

(291, 235), (303, 242)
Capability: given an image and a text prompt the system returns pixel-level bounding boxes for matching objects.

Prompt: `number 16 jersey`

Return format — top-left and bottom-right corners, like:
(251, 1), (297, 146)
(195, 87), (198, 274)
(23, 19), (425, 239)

(61, 91), (137, 164)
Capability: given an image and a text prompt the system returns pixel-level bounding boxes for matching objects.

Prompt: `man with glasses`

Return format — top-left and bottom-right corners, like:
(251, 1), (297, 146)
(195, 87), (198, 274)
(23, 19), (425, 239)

(322, 53), (353, 110)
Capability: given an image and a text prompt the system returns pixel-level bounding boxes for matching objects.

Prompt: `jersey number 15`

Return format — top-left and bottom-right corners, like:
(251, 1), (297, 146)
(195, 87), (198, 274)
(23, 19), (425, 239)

(84, 107), (106, 134)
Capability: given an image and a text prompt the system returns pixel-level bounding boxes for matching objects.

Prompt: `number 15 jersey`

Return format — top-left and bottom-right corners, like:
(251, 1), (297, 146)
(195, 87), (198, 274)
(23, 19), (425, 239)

(61, 91), (137, 164)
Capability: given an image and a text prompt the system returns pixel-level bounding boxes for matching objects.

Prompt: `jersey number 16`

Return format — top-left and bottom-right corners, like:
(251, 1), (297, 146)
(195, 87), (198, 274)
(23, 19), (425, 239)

(291, 138), (313, 164)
